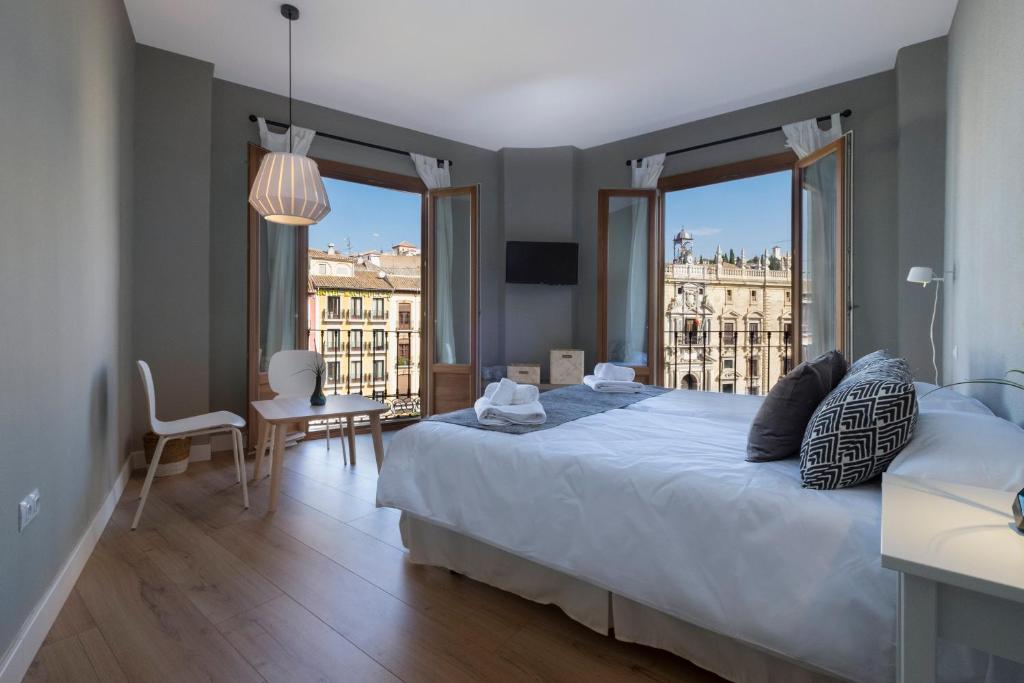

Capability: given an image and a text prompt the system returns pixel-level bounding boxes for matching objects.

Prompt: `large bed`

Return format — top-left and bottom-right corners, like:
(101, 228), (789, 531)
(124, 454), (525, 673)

(376, 386), (1019, 682)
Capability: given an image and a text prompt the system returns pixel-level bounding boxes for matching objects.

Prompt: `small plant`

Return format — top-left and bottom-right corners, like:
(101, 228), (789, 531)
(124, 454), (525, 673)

(923, 369), (1024, 398)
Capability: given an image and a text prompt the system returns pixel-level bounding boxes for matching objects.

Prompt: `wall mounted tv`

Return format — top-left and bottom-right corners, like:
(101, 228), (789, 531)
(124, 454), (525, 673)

(505, 241), (578, 285)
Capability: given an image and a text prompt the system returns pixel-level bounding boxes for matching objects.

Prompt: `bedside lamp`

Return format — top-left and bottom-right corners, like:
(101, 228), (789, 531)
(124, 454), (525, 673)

(905, 266), (946, 384)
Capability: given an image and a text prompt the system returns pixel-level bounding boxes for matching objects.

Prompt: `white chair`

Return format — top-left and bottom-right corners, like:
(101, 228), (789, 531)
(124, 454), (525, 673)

(134, 360), (248, 530)
(253, 350), (348, 482)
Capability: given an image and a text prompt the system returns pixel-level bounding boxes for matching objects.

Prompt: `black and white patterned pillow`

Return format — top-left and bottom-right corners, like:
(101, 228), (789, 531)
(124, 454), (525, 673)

(846, 349), (894, 376)
(800, 357), (918, 489)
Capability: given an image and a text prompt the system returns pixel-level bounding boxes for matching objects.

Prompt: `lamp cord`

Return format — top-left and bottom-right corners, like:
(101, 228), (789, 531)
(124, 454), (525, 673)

(930, 280), (941, 384)
(288, 15), (293, 153)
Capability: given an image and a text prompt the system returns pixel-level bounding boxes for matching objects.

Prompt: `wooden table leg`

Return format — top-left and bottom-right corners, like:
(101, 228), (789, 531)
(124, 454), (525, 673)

(346, 415), (357, 466)
(898, 573), (937, 682)
(268, 421), (287, 512)
(370, 413), (385, 473)
(252, 417), (269, 483)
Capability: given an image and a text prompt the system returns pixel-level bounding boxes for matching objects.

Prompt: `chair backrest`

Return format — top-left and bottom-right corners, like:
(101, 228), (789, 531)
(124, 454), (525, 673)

(267, 350), (323, 398)
(137, 360), (159, 431)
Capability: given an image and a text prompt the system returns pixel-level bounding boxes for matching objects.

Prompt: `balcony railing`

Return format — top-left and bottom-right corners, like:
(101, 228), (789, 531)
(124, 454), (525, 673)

(310, 327), (422, 422)
(664, 328), (793, 396)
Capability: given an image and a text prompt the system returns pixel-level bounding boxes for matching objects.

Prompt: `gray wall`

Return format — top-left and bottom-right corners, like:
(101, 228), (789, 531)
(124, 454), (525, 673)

(132, 45), (212, 442)
(208, 79), (502, 417)
(499, 147), (579, 378)
(0, 0), (134, 656)
(573, 71), (900, 370)
(896, 37), (948, 383)
(944, 0), (1024, 420)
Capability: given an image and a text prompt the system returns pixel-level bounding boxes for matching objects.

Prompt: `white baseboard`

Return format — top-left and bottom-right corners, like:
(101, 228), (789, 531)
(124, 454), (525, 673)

(0, 456), (132, 683)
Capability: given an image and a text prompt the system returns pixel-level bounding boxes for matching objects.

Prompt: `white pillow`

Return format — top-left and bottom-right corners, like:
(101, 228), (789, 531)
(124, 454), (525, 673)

(915, 382), (993, 416)
(887, 411), (1024, 491)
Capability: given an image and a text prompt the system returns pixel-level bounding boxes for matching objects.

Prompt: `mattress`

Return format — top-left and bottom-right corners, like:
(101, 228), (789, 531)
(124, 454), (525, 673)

(376, 388), (1000, 682)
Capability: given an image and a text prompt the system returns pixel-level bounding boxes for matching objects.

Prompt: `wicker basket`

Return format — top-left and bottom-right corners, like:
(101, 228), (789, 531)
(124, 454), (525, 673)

(143, 432), (191, 477)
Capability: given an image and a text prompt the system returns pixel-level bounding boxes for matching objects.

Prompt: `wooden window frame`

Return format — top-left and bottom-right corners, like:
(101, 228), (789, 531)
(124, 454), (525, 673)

(246, 144), (427, 439)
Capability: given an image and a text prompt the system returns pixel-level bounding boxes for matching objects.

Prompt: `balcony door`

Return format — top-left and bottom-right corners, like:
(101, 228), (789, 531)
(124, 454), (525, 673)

(597, 189), (658, 383)
(424, 185), (479, 415)
(793, 137), (850, 361)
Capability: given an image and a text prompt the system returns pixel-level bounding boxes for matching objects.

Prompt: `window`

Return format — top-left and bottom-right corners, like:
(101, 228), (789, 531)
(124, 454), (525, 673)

(349, 359), (362, 382)
(785, 290), (791, 302)
(750, 289), (758, 303)
(783, 322), (793, 343)
(398, 302), (411, 330)
(326, 329), (340, 350)
(723, 358), (734, 370)
(327, 361), (339, 384)
(722, 383), (734, 394)
(373, 297), (385, 318)
(748, 357), (759, 377)
(723, 321), (736, 345)
(335, 265), (345, 275)
(749, 321), (760, 344)
(327, 295), (341, 319)
(725, 289), (733, 304)
(348, 329), (362, 350)
(373, 329), (385, 350)
(350, 297), (363, 317)
(318, 263), (327, 274)
(398, 341), (411, 366)
(374, 359), (385, 381)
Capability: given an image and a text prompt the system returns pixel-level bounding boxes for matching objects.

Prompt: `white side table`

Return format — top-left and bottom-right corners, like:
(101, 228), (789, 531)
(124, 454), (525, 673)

(881, 473), (1024, 682)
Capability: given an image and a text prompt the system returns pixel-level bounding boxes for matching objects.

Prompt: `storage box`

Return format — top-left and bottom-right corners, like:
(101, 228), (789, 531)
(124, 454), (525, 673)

(549, 349), (584, 385)
(506, 363), (541, 385)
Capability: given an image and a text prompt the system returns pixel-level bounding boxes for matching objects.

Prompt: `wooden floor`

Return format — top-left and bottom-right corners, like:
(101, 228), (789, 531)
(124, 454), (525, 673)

(26, 433), (724, 682)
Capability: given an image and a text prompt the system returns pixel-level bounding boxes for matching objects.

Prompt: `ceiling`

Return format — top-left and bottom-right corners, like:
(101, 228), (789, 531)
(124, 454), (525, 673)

(124, 0), (957, 151)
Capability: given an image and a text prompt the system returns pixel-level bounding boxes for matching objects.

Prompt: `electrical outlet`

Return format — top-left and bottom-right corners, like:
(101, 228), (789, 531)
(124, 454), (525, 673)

(19, 489), (40, 532)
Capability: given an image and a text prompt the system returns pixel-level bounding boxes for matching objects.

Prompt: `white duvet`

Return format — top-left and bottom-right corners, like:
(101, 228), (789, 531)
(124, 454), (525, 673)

(377, 388), (1009, 682)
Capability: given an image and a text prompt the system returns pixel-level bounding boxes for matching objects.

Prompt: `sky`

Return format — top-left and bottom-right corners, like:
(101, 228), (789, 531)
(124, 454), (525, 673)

(664, 170), (791, 262)
(310, 177), (422, 254)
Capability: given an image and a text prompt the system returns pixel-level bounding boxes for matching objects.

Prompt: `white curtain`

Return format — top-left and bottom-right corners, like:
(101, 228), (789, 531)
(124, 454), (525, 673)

(410, 153), (455, 364)
(258, 118), (316, 367)
(783, 115), (842, 357)
(623, 154), (665, 365)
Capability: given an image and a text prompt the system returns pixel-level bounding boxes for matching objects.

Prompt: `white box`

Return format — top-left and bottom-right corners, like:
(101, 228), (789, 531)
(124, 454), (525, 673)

(507, 363), (541, 385)
(549, 349), (584, 385)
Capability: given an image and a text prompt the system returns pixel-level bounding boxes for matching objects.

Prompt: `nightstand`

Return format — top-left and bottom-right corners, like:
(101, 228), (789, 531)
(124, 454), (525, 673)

(881, 473), (1024, 682)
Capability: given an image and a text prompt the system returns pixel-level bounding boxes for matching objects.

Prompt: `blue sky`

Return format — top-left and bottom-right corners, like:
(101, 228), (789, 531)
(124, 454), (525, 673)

(310, 177), (422, 254)
(664, 170), (791, 262)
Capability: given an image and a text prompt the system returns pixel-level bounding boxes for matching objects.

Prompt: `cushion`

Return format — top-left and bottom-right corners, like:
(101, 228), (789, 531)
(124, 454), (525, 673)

(746, 351), (847, 462)
(846, 349), (894, 376)
(800, 356), (918, 489)
(887, 410), (1024, 492)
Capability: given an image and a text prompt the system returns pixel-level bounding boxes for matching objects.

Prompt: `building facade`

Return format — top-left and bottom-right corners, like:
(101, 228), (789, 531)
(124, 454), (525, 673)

(307, 243), (422, 419)
(663, 230), (794, 395)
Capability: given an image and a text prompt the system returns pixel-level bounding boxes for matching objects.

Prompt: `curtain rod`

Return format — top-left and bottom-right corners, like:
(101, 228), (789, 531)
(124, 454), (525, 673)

(249, 114), (453, 167)
(625, 109), (852, 166)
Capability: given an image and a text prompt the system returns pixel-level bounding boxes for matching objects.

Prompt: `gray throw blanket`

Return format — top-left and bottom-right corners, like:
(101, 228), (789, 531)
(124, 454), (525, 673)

(427, 384), (672, 434)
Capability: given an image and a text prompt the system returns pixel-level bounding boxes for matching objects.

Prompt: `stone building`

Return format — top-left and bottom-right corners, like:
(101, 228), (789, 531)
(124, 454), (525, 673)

(663, 230), (794, 395)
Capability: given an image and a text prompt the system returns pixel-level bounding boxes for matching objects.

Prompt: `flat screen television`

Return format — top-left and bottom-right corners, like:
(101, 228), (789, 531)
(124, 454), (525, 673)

(505, 241), (578, 285)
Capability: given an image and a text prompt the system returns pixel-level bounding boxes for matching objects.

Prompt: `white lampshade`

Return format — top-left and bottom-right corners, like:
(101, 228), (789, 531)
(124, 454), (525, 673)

(906, 266), (935, 286)
(248, 152), (331, 226)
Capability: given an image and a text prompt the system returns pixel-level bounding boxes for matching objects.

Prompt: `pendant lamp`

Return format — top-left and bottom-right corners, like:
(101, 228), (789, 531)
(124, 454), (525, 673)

(248, 4), (330, 226)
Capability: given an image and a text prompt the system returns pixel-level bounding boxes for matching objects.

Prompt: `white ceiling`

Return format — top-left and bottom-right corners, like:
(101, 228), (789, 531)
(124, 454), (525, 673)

(124, 0), (957, 151)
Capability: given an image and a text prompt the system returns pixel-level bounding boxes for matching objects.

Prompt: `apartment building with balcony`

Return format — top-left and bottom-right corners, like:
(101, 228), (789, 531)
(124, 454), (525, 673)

(307, 243), (422, 419)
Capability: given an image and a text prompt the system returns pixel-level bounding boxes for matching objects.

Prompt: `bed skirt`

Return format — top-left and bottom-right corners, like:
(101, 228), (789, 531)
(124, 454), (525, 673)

(400, 513), (844, 683)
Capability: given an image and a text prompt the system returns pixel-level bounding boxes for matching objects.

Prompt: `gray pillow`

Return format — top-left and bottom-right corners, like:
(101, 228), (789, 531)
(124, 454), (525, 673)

(746, 351), (847, 462)
(800, 356), (918, 489)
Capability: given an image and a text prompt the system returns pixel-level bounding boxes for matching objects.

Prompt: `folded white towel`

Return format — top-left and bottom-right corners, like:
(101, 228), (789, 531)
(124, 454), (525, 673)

(583, 374), (643, 393)
(484, 380), (540, 405)
(489, 378), (518, 405)
(474, 397), (547, 426)
(594, 363), (636, 382)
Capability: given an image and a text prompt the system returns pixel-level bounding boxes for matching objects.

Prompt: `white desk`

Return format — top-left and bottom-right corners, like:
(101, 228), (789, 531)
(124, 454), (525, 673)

(251, 395), (388, 512)
(881, 473), (1024, 682)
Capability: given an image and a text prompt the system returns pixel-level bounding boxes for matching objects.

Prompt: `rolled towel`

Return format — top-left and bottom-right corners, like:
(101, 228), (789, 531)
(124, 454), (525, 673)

(474, 397), (547, 426)
(488, 378), (518, 405)
(583, 374), (643, 393)
(484, 380), (540, 405)
(594, 363), (636, 382)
